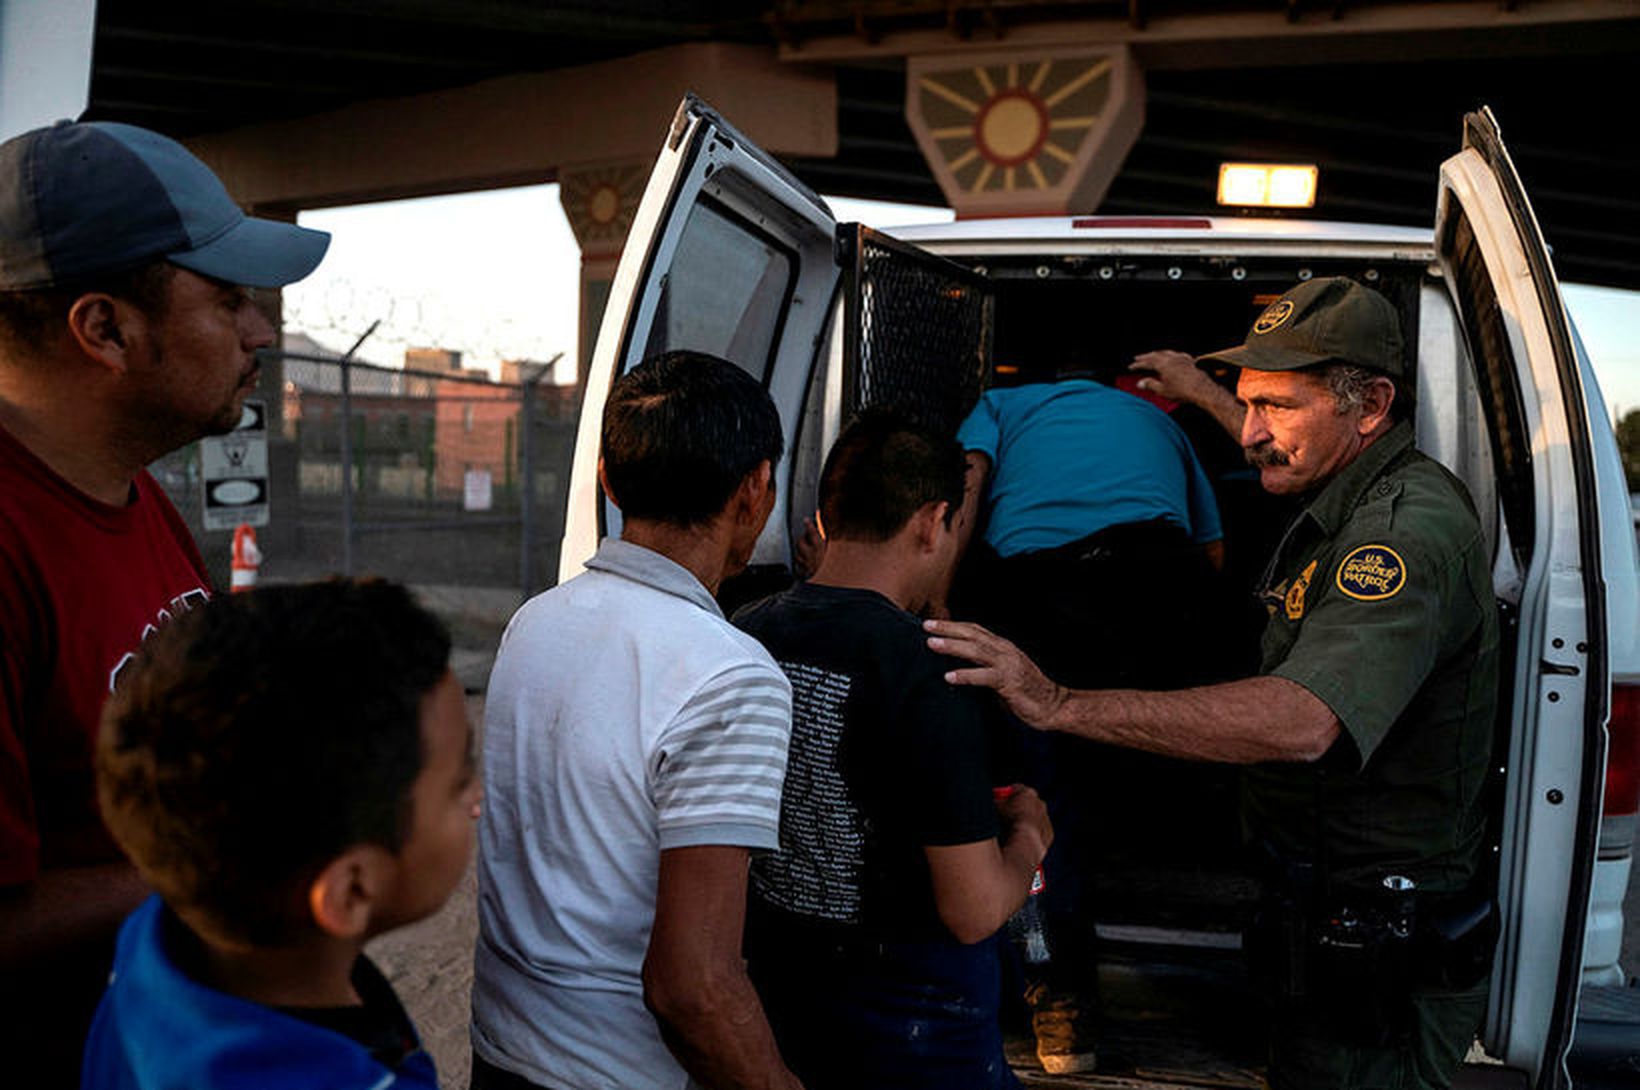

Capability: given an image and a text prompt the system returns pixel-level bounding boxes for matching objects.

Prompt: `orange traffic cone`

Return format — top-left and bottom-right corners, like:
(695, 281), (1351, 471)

(230, 524), (262, 593)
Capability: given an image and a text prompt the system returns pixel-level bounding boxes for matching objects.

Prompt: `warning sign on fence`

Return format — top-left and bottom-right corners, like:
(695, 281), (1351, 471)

(200, 399), (269, 531)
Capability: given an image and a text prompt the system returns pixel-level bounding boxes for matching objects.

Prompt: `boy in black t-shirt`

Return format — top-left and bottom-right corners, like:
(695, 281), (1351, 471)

(82, 581), (482, 1090)
(735, 410), (1052, 1090)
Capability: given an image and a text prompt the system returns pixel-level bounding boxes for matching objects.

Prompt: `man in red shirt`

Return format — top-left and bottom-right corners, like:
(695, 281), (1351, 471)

(0, 120), (329, 1080)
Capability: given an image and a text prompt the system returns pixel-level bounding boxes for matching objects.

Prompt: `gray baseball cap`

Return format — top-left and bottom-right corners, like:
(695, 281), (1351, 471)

(1199, 277), (1405, 378)
(0, 120), (329, 291)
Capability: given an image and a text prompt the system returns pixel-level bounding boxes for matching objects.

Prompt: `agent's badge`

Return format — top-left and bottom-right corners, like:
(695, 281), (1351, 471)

(1285, 559), (1318, 620)
(1335, 544), (1407, 601)
(1253, 299), (1295, 335)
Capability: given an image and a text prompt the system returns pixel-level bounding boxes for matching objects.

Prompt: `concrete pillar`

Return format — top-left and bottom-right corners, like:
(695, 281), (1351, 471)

(557, 160), (650, 388)
(905, 46), (1145, 218)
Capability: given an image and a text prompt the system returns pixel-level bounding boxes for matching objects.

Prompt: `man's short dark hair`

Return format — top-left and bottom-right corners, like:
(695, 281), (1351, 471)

(97, 579), (451, 946)
(600, 350), (784, 527)
(0, 261), (175, 359)
(819, 408), (966, 543)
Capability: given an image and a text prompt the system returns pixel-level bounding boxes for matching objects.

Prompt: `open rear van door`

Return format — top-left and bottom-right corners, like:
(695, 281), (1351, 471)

(1435, 107), (1609, 1087)
(559, 95), (841, 580)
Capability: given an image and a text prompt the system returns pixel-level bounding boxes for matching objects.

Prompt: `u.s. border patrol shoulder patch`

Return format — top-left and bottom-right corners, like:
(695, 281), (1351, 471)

(1335, 544), (1406, 601)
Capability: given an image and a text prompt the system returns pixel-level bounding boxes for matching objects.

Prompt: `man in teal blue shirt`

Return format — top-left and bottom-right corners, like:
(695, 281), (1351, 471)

(954, 369), (1228, 1075)
(957, 374), (1223, 562)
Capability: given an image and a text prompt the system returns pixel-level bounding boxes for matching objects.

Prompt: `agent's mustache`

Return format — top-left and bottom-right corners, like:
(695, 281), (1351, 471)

(1245, 442), (1291, 468)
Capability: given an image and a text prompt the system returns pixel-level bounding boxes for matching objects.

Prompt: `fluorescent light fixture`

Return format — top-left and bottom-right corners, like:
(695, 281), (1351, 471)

(1217, 163), (1318, 209)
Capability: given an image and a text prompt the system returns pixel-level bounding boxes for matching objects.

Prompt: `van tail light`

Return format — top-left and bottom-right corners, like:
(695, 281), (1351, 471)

(1071, 217), (1213, 229)
(1604, 683), (1640, 818)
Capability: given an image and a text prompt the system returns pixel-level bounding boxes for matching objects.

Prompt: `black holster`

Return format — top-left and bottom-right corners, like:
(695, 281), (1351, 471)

(1246, 855), (1500, 1047)
(1245, 853), (1421, 1047)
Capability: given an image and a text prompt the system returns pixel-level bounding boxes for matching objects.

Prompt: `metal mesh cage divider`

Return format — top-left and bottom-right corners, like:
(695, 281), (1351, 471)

(839, 224), (994, 438)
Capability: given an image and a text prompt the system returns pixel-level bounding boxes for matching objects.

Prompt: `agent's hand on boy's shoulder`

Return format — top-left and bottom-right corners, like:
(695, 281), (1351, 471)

(925, 618), (1067, 730)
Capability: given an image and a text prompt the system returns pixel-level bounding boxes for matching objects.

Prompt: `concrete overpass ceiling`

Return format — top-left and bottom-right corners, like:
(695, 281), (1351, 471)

(787, 53), (1640, 288)
(83, 0), (771, 136)
(74, 1), (1640, 289)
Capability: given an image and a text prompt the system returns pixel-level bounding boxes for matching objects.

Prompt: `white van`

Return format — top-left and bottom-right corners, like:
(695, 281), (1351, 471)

(560, 96), (1640, 1088)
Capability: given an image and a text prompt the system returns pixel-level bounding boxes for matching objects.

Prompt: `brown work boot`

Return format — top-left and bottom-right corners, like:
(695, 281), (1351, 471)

(1027, 983), (1098, 1075)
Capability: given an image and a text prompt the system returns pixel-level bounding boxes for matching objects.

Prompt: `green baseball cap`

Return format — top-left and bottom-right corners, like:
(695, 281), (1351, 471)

(1199, 277), (1405, 378)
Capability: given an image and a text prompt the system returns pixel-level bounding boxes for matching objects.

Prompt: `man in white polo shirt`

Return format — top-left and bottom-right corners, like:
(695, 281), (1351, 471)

(472, 350), (800, 1090)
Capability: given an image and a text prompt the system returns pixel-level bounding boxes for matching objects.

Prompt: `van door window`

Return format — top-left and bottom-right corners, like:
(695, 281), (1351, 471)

(1441, 206), (1536, 576)
(642, 197), (796, 383)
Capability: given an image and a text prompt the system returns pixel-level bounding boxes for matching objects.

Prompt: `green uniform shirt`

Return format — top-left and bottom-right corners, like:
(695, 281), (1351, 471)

(1243, 421), (1499, 896)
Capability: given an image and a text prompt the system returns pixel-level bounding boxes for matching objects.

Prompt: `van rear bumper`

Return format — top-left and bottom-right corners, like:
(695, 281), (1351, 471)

(1568, 984), (1640, 1087)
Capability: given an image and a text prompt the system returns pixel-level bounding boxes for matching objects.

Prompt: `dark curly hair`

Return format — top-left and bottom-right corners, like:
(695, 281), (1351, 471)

(97, 579), (451, 946)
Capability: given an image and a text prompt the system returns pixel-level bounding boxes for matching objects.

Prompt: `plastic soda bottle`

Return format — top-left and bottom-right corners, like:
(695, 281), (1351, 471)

(993, 786), (1051, 965)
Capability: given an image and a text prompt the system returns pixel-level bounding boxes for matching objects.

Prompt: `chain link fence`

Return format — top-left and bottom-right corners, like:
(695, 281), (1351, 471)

(149, 348), (583, 682)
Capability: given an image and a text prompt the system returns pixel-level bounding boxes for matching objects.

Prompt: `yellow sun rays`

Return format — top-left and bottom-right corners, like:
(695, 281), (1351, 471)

(921, 57), (1111, 195)
(918, 76), (981, 114)
(1043, 59), (1111, 109)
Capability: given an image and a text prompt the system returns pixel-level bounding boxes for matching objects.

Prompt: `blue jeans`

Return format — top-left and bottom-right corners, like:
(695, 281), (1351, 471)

(749, 933), (1020, 1090)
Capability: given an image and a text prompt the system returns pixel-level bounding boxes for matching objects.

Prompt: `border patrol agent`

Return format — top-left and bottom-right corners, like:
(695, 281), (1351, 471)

(926, 278), (1500, 1090)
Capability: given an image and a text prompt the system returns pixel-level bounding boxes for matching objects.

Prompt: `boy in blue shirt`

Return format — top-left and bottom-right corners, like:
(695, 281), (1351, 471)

(83, 580), (482, 1089)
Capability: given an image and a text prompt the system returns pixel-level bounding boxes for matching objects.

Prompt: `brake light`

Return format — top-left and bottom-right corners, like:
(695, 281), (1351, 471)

(1071, 217), (1213, 229)
(1604, 683), (1640, 817)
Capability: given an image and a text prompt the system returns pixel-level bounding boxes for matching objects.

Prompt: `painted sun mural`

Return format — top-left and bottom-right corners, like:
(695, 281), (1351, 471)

(917, 57), (1114, 195)
(559, 162), (648, 252)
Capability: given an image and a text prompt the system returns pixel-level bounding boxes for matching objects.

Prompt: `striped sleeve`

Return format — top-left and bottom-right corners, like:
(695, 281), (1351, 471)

(653, 659), (792, 852)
